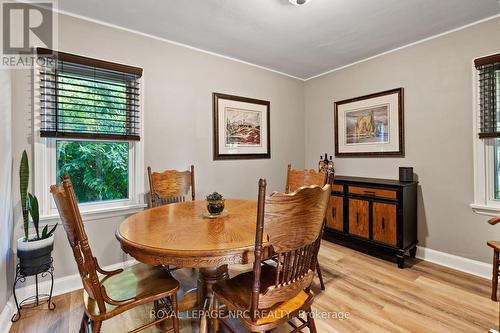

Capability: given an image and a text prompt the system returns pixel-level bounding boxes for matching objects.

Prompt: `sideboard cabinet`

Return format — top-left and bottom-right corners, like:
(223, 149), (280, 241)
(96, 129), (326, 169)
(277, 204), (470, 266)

(323, 175), (418, 268)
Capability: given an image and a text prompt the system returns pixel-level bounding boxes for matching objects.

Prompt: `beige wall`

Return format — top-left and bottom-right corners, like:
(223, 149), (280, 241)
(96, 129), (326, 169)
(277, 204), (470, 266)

(304, 17), (500, 263)
(0, 69), (13, 310)
(10, 13), (305, 281)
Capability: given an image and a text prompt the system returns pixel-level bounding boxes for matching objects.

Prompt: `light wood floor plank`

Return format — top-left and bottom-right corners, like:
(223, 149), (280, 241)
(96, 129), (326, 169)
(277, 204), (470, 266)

(9, 241), (497, 332)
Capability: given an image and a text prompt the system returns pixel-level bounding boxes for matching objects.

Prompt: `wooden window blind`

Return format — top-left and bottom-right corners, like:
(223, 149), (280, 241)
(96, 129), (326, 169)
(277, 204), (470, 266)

(37, 48), (143, 141)
(475, 53), (500, 139)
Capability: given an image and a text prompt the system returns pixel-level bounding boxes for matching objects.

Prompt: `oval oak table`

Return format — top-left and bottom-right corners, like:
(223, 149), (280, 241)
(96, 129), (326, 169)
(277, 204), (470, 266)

(116, 199), (258, 332)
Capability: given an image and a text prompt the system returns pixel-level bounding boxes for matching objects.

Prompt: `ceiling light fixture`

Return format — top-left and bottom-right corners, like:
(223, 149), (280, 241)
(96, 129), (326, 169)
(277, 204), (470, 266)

(289, 0), (311, 6)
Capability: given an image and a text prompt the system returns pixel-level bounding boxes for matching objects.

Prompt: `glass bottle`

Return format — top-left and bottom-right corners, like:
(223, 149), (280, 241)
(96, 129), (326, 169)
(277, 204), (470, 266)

(328, 155), (335, 174)
(318, 155), (324, 172)
(322, 153), (329, 172)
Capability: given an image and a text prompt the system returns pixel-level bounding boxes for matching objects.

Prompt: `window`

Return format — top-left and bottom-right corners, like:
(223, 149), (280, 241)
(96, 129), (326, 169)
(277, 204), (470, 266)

(472, 53), (500, 215)
(34, 49), (145, 222)
(495, 70), (500, 200)
(56, 141), (129, 203)
(495, 138), (500, 200)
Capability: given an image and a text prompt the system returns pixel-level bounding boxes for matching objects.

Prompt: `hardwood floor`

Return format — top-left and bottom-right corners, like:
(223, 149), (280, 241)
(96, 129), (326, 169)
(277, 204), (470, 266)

(9, 241), (497, 332)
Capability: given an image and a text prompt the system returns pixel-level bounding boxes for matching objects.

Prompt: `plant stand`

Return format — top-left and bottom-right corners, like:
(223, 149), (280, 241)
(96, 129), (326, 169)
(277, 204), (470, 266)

(11, 257), (56, 322)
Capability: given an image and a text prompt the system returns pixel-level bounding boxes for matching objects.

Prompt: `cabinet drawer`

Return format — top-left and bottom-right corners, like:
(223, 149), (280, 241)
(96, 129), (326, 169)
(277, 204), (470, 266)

(348, 186), (397, 200)
(372, 202), (397, 246)
(326, 195), (343, 231)
(332, 184), (344, 192)
(348, 199), (369, 238)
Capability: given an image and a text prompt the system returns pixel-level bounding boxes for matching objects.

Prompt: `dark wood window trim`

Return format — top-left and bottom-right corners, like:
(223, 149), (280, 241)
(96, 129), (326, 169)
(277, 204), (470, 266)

(475, 52), (500, 139)
(36, 48), (142, 76)
(475, 53), (500, 68)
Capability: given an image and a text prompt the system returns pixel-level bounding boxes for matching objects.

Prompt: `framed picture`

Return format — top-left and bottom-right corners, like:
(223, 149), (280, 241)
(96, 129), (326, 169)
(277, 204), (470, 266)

(213, 93), (270, 160)
(334, 88), (404, 157)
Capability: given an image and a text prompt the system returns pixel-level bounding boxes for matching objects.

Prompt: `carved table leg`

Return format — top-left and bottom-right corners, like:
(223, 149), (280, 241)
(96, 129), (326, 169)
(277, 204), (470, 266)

(198, 265), (229, 333)
(171, 268), (199, 312)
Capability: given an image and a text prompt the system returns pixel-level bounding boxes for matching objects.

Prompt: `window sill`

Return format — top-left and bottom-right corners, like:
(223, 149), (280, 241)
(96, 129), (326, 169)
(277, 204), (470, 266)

(40, 203), (147, 225)
(470, 203), (500, 217)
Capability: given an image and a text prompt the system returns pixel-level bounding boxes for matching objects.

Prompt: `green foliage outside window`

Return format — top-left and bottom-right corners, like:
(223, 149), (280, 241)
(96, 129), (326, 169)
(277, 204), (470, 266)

(57, 141), (129, 203)
(495, 71), (500, 199)
(55, 75), (130, 203)
(58, 75), (128, 134)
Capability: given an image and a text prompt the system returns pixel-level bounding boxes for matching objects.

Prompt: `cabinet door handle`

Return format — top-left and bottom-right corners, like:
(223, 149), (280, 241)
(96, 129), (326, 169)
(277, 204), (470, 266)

(382, 217), (385, 230)
(356, 212), (359, 224)
(332, 207), (336, 219)
(363, 190), (376, 195)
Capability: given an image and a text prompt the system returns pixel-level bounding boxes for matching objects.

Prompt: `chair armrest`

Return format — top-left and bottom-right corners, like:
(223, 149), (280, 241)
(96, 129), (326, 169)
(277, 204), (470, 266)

(94, 257), (123, 276)
(488, 217), (500, 226)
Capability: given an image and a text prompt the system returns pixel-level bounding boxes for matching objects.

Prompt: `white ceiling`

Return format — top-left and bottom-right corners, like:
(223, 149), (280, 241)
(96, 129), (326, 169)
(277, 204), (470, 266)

(57, 0), (500, 80)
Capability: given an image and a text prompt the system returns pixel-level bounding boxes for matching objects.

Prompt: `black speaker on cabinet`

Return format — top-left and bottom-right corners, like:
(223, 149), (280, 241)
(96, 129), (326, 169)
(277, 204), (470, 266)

(399, 167), (413, 182)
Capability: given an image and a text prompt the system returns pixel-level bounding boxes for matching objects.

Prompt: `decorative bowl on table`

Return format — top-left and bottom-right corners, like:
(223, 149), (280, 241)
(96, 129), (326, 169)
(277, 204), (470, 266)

(206, 192), (225, 216)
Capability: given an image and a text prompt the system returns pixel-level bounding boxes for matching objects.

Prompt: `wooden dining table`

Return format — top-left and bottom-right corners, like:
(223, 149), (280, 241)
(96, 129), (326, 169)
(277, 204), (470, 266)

(116, 199), (258, 330)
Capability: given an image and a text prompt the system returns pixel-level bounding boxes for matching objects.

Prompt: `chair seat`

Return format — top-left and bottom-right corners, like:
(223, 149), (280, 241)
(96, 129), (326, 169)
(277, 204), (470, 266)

(213, 265), (313, 326)
(488, 241), (500, 251)
(84, 263), (179, 320)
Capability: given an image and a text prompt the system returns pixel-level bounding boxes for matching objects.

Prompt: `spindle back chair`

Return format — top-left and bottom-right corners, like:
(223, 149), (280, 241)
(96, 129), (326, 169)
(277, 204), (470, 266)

(213, 180), (331, 332)
(147, 165), (195, 207)
(285, 164), (327, 194)
(285, 164), (328, 290)
(51, 175), (180, 333)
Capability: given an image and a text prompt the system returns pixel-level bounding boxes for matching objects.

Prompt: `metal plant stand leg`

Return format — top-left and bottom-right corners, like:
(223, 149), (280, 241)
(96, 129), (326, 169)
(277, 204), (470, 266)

(11, 258), (56, 322)
(10, 270), (25, 322)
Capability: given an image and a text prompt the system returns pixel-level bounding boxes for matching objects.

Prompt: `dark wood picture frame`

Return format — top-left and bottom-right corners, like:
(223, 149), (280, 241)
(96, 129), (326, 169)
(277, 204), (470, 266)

(213, 93), (271, 160)
(334, 88), (404, 157)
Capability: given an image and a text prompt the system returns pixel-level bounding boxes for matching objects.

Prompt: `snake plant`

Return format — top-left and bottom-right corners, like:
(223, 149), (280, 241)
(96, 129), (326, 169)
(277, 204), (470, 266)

(19, 150), (57, 242)
(19, 151), (29, 240)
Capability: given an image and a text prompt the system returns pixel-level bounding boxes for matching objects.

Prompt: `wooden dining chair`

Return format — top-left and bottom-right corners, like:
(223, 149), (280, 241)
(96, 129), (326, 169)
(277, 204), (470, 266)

(212, 180), (331, 333)
(51, 175), (180, 333)
(286, 164), (328, 195)
(147, 165), (195, 208)
(285, 164), (328, 290)
(488, 217), (500, 301)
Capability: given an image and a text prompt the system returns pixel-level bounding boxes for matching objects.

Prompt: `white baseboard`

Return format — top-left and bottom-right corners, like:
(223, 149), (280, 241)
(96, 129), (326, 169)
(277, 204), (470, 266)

(415, 246), (492, 279)
(0, 259), (135, 333)
(0, 300), (13, 333)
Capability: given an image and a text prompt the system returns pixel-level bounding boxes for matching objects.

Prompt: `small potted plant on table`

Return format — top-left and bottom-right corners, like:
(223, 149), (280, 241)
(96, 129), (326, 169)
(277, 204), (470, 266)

(16, 150), (57, 275)
(206, 192), (225, 216)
